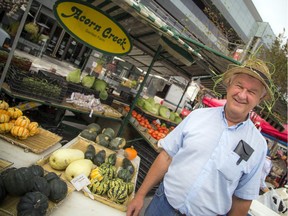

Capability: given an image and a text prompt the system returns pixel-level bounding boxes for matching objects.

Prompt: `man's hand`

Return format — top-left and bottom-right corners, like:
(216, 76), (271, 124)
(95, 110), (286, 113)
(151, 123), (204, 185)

(126, 195), (145, 216)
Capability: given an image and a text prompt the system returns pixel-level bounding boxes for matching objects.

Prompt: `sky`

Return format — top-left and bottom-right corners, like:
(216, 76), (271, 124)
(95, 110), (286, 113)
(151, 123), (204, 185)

(252, 0), (288, 37)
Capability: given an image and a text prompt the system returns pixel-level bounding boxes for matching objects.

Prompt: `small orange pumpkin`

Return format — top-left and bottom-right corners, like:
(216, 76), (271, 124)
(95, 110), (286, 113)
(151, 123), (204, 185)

(7, 107), (23, 119)
(11, 126), (29, 140)
(0, 100), (9, 110)
(124, 146), (138, 160)
(14, 116), (30, 128)
(0, 110), (10, 123)
(0, 122), (14, 133)
(28, 122), (40, 136)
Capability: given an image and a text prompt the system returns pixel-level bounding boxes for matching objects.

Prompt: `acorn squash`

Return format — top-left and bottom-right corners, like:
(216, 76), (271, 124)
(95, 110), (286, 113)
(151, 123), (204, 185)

(48, 178), (68, 203)
(80, 129), (98, 141)
(31, 176), (50, 197)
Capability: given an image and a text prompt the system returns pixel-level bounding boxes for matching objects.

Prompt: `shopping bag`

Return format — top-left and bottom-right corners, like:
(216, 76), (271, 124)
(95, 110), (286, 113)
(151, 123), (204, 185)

(257, 188), (287, 214)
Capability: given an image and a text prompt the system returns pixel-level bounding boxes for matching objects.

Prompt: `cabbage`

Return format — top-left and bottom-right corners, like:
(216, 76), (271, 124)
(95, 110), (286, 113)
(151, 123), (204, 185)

(93, 79), (107, 92)
(146, 97), (155, 105)
(66, 69), (81, 83)
(169, 112), (176, 121)
(99, 90), (108, 100)
(159, 105), (170, 119)
(143, 101), (153, 112)
(174, 116), (182, 124)
(81, 75), (95, 88)
(137, 98), (145, 107)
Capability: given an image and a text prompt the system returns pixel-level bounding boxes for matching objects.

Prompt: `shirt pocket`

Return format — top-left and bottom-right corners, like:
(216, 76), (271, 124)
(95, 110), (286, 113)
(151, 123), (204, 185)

(217, 151), (246, 182)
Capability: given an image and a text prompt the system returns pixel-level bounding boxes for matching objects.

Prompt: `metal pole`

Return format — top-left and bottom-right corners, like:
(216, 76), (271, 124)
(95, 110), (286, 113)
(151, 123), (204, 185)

(117, 45), (163, 137)
(175, 81), (190, 112)
(0, 0), (33, 90)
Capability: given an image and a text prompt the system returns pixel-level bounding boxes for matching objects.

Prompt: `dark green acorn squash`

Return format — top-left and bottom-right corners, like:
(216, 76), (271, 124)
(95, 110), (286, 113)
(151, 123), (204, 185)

(109, 137), (126, 150)
(85, 144), (96, 161)
(17, 191), (49, 216)
(96, 134), (110, 147)
(122, 158), (135, 175)
(44, 172), (59, 182)
(80, 129), (98, 141)
(87, 123), (101, 133)
(31, 176), (50, 197)
(49, 178), (68, 203)
(93, 150), (106, 166)
(0, 177), (7, 204)
(117, 168), (132, 182)
(29, 165), (44, 177)
(106, 153), (117, 166)
(102, 128), (115, 139)
(3, 167), (34, 196)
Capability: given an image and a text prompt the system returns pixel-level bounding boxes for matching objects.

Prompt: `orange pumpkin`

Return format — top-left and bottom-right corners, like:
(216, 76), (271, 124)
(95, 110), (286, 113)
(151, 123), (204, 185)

(124, 146), (138, 160)
(14, 116), (30, 128)
(7, 107), (23, 119)
(11, 126), (29, 140)
(0, 100), (9, 110)
(0, 122), (14, 133)
(28, 122), (40, 136)
(0, 110), (10, 123)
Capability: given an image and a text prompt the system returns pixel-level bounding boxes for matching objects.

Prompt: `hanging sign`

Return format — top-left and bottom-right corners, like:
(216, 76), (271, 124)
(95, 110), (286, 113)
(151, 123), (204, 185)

(53, 0), (132, 55)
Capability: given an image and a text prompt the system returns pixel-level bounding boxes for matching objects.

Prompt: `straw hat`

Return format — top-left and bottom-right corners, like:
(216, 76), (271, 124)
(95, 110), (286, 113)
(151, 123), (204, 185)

(222, 59), (273, 100)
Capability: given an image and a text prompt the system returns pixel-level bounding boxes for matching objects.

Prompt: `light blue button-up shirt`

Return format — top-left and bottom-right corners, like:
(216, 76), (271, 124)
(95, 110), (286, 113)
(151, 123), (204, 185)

(160, 106), (267, 216)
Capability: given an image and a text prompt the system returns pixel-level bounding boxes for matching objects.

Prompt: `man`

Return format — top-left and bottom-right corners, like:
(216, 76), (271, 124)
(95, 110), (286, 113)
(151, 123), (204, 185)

(127, 58), (274, 216)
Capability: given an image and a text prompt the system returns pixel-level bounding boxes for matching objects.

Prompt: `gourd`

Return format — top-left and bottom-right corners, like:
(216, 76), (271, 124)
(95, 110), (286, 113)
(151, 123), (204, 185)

(102, 127), (115, 139)
(89, 167), (104, 181)
(65, 159), (93, 181)
(80, 129), (98, 141)
(27, 122), (40, 136)
(99, 163), (117, 180)
(0, 177), (7, 204)
(7, 107), (22, 119)
(0, 122), (13, 133)
(10, 126), (29, 140)
(109, 178), (124, 189)
(106, 153), (116, 166)
(93, 150), (106, 166)
(31, 176), (50, 197)
(44, 172), (59, 182)
(84, 144), (96, 161)
(49, 148), (84, 170)
(117, 168), (132, 182)
(48, 178), (68, 203)
(89, 178), (109, 195)
(17, 191), (49, 216)
(14, 116), (30, 128)
(124, 146), (137, 160)
(107, 185), (128, 204)
(109, 137), (126, 150)
(0, 100), (9, 110)
(96, 134), (110, 147)
(29, 165), (44, 177)
(87, 123), (101, 133)
(3, 167), (34, 196)
(0, 110), (10, 123)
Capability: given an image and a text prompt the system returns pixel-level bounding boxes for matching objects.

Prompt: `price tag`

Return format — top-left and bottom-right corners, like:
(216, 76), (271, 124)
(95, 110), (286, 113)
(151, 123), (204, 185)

(70, 174), (91, 191)
(155, 119), (161, 125)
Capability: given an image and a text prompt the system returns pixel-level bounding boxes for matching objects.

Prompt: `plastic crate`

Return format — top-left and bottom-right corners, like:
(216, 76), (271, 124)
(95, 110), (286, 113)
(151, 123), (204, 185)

(8, 67), (67, 103)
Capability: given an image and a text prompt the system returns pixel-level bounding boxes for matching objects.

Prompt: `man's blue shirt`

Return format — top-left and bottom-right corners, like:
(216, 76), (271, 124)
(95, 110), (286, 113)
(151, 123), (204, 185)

(159, 106), (267, 215)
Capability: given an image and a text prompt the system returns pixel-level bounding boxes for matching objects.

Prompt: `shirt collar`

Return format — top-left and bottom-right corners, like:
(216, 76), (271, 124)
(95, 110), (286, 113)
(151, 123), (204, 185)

(221, 106), (250, 129)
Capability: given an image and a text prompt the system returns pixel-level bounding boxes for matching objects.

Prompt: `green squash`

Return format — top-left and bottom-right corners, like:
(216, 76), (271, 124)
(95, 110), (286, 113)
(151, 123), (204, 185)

(99, 163), (117, 180)
(29, 165), (44, 177)
(96, 134), (110, 147)
(48, 178), (68, 203)
(92, 150), (106, 166)
(85, 144), (96, 161)
(0, 177), (7, 204)
(106, 153), (117, 166)
(122, 158), (135, 175)
(117, 168), (132, 183)
(89, 178), (109, 195)
(31, 176), (50, 197)
(3, 167), (34, 196)
(107, 185), (128, 204)
(44, 172), (59, 182)
(109, 137), (126, 150)
(102, 128), (115, 139)
(126, 182), (134, 195)
(80, 129), (98, 141)
(87, 123), (101, 133)
(17, 191), (49, 216)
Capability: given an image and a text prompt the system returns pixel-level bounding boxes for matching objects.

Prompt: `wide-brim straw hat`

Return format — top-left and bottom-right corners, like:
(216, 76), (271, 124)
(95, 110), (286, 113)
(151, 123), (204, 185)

(222, 59), (273, 100)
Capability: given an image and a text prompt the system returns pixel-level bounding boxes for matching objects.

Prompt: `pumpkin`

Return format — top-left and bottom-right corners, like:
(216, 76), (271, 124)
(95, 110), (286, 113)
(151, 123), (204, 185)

(0, 110), (10, 123)
(28, 122), (40, 136)
(14, 116), (30, 128)
(7, 107), (23, 119)
(31, 176), (50, 197)
(80, 129), (98, 141)
(0, 100), (9, 110)
(124, 146), (137, 160)
(29, 165), (44, 177)
(10, 126), (29, 140)
(17, 191), (49, 216)
(0, 122), (14, 133)
(0, 177), (7, 204)
(48, 178), (68, 203)
(3, 167), (34, 196)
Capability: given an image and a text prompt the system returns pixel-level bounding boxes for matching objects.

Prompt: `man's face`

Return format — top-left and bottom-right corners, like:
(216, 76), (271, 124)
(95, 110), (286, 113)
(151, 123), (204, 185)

(225, 73), (265, 121)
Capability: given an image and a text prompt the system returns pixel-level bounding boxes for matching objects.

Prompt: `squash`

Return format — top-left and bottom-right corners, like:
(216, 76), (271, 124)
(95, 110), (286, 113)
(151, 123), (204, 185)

(10, 126), (29, 140)
(87, 123), (101, 133)
(0, 110), (10, 123)
(89, 167), (104, 181)
(7, 107), (23, 119)
(124, 146), (137, 160)
(106, 153), (117, 166)
(89, 178), (109, 195)
(17, 191), (49, 216)
(80, 129), (98, 141)
(44, 172), (60, 182)
(126, 181), (134, 195)
(102, 127), (115, 139)
(109, 137), (126, 150)
(93, 150), (106, 166)
(3, 167), (34, 196)
(29, 165), (44, 177)
(85, 144), (96, 161)
(14, 116), (30, 128)
(96, 134), (110, 147)
(107, 185), (128, 204)
(0, 122), (13, 133)
(99, 163), (117, 180)
(0, 100), (9, 110)
(65, 159), (93, 181)
(0, 177), (7, 204)
(48, 178), (68, 203)
(122, 158), (135, 175)
(117, 168), (132, 182)
(31, 176), (50, 197)
(28, 122), (40, 136)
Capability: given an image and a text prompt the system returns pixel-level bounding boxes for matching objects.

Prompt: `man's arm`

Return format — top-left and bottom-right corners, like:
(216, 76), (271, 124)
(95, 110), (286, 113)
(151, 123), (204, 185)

(126, 150), (172, 216)
(227, 195), (252, 216)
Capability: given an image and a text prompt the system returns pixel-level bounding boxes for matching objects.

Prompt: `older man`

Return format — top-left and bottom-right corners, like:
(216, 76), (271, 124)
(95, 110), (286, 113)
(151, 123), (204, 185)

(127, 59), (274, 216)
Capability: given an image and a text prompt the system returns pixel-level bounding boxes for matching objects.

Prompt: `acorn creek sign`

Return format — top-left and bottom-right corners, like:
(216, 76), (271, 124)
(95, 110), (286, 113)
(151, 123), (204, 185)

(53, 0), (132, 55)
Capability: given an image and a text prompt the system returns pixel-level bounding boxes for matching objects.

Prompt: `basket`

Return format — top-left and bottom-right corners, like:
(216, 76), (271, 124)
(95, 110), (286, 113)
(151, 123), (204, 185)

(8, 67), (67, 103)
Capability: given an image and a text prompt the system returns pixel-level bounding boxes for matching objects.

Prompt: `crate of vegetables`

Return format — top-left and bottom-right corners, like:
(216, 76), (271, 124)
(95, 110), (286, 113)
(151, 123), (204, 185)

(8, 67), (68, 104)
